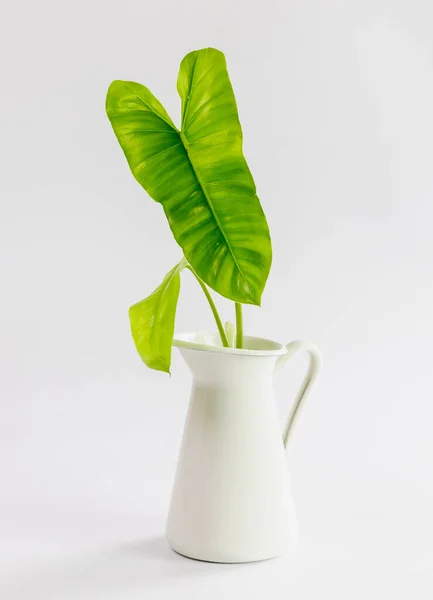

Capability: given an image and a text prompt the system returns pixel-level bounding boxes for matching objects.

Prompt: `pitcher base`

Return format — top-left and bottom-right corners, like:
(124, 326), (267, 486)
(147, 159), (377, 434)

(166, 536), (287, 564)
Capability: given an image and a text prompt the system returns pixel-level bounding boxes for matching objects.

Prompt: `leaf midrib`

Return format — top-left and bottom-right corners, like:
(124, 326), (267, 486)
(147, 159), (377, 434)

(147, 261), (183, 369)
(150, 263), (180, 340)
(179, 131), (251, 299)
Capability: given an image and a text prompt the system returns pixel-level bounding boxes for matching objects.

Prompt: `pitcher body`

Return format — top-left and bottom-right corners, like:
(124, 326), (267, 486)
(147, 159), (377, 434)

(166, 332), (321, 563)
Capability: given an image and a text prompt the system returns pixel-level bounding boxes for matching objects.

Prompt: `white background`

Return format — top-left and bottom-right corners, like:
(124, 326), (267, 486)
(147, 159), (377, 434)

(1, 0), (432, 598)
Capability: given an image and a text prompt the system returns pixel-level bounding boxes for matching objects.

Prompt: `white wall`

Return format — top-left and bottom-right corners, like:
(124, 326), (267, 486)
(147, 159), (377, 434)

(1, 0), (432, 597)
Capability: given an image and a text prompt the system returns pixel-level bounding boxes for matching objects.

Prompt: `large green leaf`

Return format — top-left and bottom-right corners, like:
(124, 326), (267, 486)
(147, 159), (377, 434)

(129, 260), (186, 373)
(106, 48), (271, 305)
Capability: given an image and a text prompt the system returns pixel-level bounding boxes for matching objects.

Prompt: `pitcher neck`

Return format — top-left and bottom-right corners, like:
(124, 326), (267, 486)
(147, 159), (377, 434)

(178, 347), (279, 384)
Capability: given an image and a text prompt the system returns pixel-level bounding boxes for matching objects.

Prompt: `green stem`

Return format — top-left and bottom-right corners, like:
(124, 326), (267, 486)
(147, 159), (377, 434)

(186, 266), (229, 348)
(235, 302), (243, 349)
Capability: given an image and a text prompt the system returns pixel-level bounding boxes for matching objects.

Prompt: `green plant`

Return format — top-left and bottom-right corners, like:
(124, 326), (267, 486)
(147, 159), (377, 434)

(106, 47), (272, 373)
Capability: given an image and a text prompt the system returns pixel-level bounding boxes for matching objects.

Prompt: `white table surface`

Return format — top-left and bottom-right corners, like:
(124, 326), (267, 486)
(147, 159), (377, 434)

(1, 374), (432, 600)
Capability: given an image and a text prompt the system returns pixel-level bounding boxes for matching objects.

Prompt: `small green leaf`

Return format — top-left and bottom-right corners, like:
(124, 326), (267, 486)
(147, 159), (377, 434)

(129, 260), (186, 373)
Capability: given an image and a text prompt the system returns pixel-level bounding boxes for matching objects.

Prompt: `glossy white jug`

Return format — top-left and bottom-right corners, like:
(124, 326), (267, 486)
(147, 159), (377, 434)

(166, 331), (322, 563)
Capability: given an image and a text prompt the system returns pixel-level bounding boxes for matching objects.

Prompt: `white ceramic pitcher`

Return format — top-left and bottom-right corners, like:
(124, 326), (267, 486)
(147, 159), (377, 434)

(166, 331), (322, 563)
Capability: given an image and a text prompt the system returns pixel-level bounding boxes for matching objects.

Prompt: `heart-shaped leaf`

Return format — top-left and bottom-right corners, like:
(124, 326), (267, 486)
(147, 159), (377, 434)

(129, 260), (186, 373)
(106, 48), (272, 305)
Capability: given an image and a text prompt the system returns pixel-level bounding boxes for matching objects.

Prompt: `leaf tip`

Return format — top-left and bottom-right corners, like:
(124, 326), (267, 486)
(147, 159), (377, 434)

(244, 284), (262, 307)
(145, 356), (172, 375)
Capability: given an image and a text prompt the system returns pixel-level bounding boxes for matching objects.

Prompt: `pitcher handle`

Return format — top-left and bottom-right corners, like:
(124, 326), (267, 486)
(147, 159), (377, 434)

(275, 341), (322, 451)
